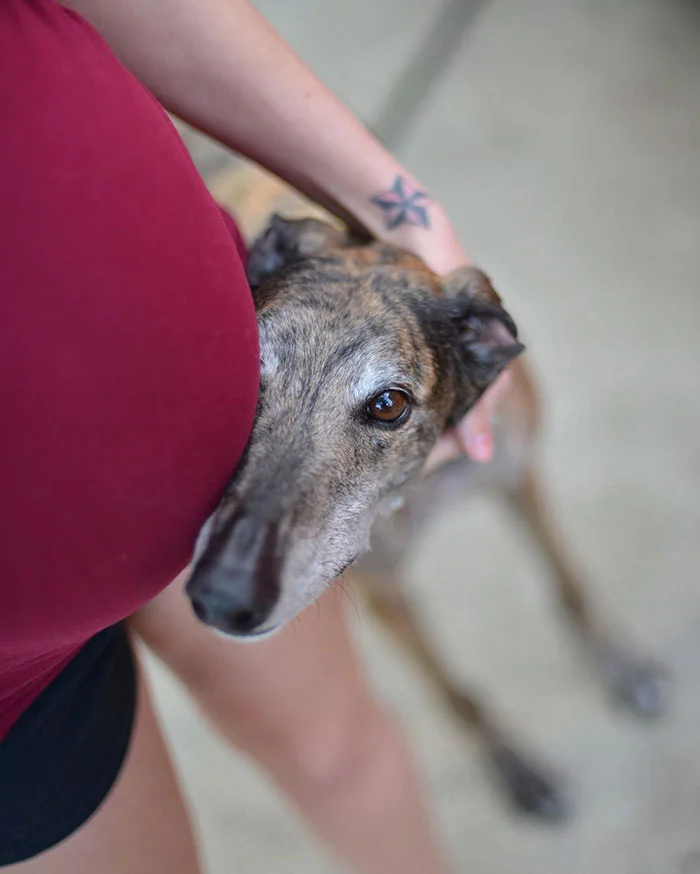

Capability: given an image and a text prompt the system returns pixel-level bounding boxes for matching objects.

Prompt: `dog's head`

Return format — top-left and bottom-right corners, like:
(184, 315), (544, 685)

(186, 216), (524, 637)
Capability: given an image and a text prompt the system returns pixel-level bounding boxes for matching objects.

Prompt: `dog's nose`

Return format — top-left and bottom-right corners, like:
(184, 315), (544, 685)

(189, 583), (273, 635)
(186, 514), (282, 636)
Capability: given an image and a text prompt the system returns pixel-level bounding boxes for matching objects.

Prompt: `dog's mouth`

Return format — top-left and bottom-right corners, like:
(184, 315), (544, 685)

(211, 622), (281, 642)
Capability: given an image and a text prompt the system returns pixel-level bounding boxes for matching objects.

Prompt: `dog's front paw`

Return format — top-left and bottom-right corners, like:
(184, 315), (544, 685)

(598, 645), (669, 719)
(488, 743), (569, 823)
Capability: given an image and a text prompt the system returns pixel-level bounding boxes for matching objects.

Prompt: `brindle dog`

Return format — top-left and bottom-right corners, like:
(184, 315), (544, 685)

(187, 215), (666, 820)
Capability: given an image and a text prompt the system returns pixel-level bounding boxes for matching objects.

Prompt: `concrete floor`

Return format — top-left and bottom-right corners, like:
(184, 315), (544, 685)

(155, 1), (700, 871)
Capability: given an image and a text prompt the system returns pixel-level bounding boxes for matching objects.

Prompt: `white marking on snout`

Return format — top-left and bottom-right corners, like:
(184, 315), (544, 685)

(192, 513), (215, 564)
(211, 624), (282, 643)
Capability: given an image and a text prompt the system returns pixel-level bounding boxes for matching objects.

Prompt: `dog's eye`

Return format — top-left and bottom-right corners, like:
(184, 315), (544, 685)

(365, 390), (410, 425)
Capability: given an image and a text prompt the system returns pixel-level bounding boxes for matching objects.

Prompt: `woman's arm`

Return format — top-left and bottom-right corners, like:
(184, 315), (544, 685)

(65, 0), (502, 461)
(64, 0), (466, 272)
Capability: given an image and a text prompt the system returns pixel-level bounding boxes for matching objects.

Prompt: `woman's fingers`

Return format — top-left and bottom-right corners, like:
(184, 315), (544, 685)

(455, 369), (512, 462)
(422, 431), (462, 475)
(424, 370), (513, 473)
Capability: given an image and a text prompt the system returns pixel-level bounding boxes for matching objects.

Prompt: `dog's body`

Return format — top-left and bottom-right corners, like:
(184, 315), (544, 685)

(351, 353), (668, 819)
(188, 175), (667, 819)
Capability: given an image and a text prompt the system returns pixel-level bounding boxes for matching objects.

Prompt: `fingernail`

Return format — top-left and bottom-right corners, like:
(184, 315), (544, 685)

(469, 432), (491, 462)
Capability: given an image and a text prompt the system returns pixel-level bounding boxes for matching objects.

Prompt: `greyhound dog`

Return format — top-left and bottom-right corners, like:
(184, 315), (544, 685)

(187, 214), (666, 820)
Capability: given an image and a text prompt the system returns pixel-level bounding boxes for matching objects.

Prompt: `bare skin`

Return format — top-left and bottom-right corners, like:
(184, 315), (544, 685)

(6, 652), (201, 874)
(8, 578), (446, 874)
(132, 578), (446, 874)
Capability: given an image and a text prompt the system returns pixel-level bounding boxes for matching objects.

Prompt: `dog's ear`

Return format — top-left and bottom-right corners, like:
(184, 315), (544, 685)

(247, 215), (350, 288)
(440, 266), (525, 425)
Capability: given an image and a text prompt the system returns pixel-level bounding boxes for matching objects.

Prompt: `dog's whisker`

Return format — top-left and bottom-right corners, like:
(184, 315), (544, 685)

(336, 573), (362, 624)
(290, 613), (305, 641)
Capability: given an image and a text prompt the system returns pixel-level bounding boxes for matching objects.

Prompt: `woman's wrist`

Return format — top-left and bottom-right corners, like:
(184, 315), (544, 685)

(385, 198), (469, 275)
(336, 169), (469, 276)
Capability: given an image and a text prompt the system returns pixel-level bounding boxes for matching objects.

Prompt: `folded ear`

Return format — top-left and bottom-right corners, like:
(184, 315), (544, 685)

(246, 215), (350, 288)
(440, 266), (525, 424)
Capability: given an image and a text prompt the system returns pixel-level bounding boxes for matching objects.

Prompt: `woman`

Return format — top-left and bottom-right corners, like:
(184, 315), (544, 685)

(0, 1), (508, 871)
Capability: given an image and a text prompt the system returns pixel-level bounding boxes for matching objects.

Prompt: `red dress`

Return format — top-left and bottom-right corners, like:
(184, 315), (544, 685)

(0, 0), (260, 739)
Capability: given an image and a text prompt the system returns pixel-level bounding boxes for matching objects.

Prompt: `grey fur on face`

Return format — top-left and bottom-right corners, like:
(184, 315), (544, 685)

(186, 216), (523, 637)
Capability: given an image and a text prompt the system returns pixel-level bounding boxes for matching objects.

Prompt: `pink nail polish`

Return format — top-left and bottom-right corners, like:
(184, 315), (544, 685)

(470, 433), (491, 461)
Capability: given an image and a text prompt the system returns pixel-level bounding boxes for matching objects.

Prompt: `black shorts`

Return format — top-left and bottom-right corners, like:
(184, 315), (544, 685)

(0, 624), (137, 866)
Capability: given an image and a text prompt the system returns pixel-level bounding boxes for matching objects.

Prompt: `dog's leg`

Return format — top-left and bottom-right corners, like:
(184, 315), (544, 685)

(506, 468), (668, 718)
(352, 571), (568, 822)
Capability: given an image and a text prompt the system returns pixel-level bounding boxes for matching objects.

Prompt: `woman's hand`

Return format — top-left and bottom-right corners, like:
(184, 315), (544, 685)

(423, 371), (511, 474)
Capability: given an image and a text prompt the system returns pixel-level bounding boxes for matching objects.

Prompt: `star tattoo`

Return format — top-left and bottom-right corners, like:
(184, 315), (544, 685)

(370, 175), (431, 230)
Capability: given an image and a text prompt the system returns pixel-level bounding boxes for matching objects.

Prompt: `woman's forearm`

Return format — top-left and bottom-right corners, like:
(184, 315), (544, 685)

(64, 0), (468, 274)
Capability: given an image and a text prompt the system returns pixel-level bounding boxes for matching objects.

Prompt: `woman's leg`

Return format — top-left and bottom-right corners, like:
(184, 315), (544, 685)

(133, 575), (449, 874)
(6, 661), (201, 874)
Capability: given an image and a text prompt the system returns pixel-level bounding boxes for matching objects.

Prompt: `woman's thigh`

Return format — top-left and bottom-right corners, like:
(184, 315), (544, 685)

(132, 574), (371, 775)
(6, 662), (201, 874)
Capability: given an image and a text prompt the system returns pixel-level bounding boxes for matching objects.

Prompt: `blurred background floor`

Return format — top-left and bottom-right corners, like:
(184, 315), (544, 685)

(150, 0), (700, 871)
